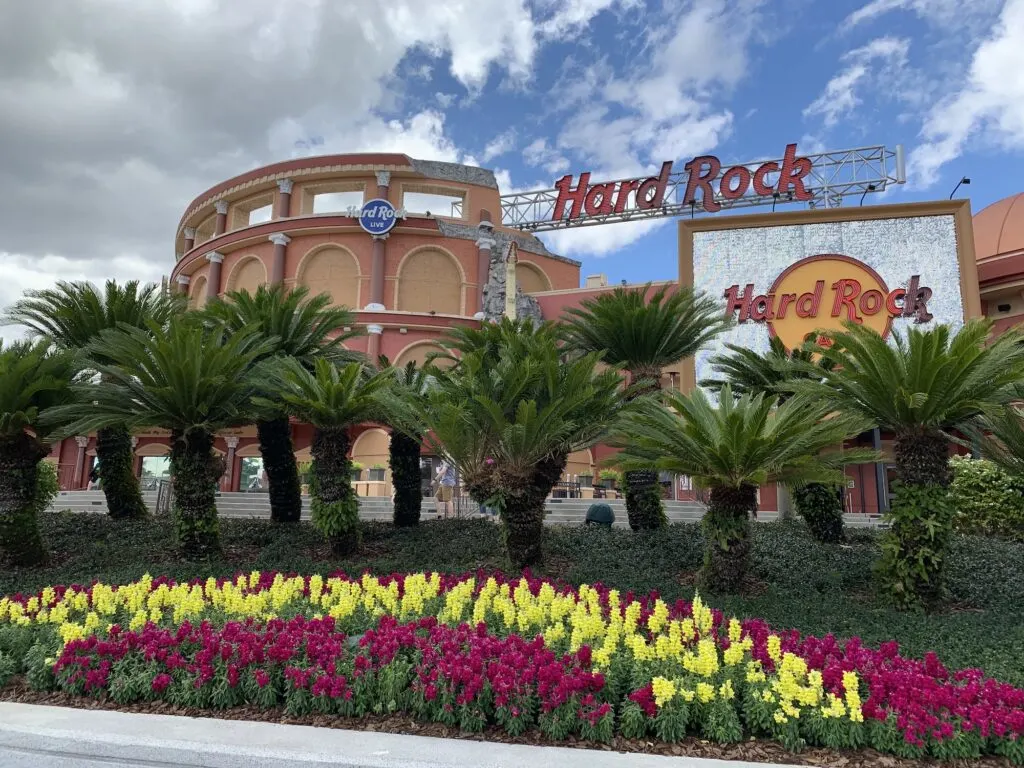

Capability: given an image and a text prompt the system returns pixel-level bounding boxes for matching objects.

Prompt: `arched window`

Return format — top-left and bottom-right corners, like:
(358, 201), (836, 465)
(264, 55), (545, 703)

(396, 248), (463, 315)
(516, 262), (552, 294)
(297, 246), (360, 309)
(227, 257), (267, 294)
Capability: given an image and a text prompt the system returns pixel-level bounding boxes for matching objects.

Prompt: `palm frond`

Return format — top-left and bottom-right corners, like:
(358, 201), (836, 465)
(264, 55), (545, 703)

(0, 338), (80, 439)
(611, 384), (874, 490)
(4, 280), (186, 365)
(792, 319), (1024, 434)
(42, 316), (274, 440)
(561, 283), (731, 380)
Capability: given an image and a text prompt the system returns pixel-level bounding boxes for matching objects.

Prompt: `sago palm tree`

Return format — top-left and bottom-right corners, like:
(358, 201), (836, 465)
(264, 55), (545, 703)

(702, 335), (845, 540)
(422, 319), (627, 568)
(202, 284), (361, 523)
(262, 359), (393, 554)
(701, 335), (833, 399)
(561, 283), (730, 530)
(4, 280), (184, 520)
(0, 339), (79, 566)
(612, 385), (873, 593)
(46, 318), (274, 558)
(798, 319), (1024, 606)
(376, 357), (431, 527)
(977, 384), (1024, 480)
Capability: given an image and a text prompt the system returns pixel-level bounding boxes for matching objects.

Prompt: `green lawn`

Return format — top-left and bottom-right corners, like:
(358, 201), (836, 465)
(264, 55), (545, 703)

(4, 511), (1023, 686)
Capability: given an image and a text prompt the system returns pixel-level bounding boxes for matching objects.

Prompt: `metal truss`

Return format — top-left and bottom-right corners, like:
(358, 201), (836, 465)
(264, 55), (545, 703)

(500, 145), (905, 232)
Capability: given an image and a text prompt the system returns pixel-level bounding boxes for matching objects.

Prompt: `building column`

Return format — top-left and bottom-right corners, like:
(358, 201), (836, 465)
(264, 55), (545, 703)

(268, 233), (290, 285)
(223, 436), (239, 492)
(475, 217), (495, 316)
(369, 235), (387, 308)
(184, 227), (196, 252)
(130, 437), (140, 480)
(366, 171), (391, 310)
(176, 275), (190, 296)
(206, 252), (224, 301)
(375, 170), (390, 200)
(366, 323), (383, 363)
(277, 179), (293, 218)
(73, 436), (88, 489)
(214, 201), (228, 236)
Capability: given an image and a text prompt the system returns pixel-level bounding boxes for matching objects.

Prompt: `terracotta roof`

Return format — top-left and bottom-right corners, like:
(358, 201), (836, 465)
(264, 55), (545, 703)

(974, 192), (1024, 260)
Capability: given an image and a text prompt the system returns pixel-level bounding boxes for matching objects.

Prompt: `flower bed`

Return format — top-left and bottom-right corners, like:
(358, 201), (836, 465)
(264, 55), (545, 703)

(1, 571), (1023, 763)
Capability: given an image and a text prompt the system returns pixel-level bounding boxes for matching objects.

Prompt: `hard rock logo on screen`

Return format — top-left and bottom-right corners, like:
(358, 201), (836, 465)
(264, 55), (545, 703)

(722, 254), (934, 350)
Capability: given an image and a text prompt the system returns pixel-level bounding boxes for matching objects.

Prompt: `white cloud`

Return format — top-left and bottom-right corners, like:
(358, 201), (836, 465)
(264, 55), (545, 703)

(522, 138), (570, 174)
(910, 0), (1024, 186)
(435, 92), (456, 108)
(481, 129), (517, 162)
(537, 0), (641, 38)
(0, 254), (168, 340)
(0, 0), (545, 285)
(538, 219), (670, 257)
(845, 0), (1003, 28)
(803, 37), (910, 128)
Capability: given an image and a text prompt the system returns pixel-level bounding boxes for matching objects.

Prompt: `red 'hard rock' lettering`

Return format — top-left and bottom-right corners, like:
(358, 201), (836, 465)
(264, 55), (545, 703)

(551, 144), (813, 221)
(723, 275), (932, 327)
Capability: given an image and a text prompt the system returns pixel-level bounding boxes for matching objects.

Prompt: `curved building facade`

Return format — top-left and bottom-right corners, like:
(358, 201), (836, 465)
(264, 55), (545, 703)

(55, 154), (584, 497)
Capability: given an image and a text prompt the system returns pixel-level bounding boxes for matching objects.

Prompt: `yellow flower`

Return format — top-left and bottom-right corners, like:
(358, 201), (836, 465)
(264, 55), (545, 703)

(696, 682), (715, 703)
(718, 680), (735, 700)
(651, 676), (677, 708)
(843, 671), (864, 723)
(727, 617), (742, 643)
(767, 634), (782, 665)
(773, 711), (789, 724)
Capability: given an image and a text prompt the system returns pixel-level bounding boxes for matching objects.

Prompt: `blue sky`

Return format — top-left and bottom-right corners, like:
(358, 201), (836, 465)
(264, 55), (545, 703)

(1, 0), (1022, 315)
(364, 0), (1024, 284)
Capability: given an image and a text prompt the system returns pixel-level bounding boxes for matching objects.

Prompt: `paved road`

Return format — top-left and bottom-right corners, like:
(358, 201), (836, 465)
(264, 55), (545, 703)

(0, 703), (812, 768)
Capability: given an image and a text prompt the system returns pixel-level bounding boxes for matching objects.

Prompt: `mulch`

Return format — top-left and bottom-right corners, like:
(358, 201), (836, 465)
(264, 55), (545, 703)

(0, 679), (1012, 767)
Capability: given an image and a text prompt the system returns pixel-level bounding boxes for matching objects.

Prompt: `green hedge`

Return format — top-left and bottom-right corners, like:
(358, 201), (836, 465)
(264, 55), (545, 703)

(949, 455), (1024, 541)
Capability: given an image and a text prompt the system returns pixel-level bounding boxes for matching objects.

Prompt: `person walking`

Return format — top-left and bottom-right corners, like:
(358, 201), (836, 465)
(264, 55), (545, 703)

(434, 458), (457, 519)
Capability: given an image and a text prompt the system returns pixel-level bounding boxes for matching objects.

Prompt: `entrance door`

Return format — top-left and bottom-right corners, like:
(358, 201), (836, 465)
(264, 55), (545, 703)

(420, 456), (440, 498)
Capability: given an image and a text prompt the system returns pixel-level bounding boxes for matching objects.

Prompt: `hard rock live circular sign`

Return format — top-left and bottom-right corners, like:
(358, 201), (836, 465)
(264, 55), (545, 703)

(722, 254), (934, 351)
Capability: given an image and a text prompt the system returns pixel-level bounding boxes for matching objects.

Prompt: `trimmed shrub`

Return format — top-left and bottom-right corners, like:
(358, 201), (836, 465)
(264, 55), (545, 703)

(949, 455), (1024, 542)
(34, 461), (60, 516)
(877, 483), (956, 609)
(792, 483), (844, 543)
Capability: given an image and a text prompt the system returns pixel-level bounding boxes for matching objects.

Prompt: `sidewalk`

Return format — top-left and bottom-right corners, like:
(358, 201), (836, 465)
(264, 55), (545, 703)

(0, 702), (814, 768)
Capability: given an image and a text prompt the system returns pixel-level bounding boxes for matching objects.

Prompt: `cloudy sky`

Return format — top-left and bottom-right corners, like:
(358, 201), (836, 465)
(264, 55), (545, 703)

(2, 0), (1022, 335)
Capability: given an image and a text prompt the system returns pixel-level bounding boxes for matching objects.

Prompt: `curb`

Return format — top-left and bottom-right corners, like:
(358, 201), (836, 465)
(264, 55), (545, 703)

(0, 703), (814, 768)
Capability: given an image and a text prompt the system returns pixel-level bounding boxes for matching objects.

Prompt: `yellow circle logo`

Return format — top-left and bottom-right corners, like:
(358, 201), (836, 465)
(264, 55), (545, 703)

(723, 254), (932, 350)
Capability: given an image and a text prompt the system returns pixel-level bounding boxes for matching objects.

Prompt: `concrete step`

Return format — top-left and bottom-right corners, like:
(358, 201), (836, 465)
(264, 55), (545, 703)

(49, 490), (888, 528)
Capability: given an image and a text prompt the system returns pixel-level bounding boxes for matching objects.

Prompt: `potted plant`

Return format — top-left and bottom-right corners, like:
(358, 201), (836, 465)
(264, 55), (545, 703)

(368, 462), (386, 481)
(599, 469), (620, 490)
(298, 460), (312, 496)
(350, 461), (364, 482)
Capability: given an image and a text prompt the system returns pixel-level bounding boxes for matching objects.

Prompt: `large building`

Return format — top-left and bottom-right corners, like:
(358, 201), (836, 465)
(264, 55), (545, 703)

(46, 152), (1024, 514)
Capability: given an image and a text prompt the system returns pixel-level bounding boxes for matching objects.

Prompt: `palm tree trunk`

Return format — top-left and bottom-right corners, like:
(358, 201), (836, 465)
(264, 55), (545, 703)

(256, 417), (302, 523)
(389, 430), (422, 527)
(624, 369), (666, 531)
(503, 453), (566, 569)
(310, 427), (360, 555)
(700, 483), (757, 593)
(885, 428), (955, 608)
(169, 429), (222, 558)
(624, 470), (667, 530)
(0, 433), (49, 567)
(893, 427), (951, 487)
(96, 424), (148, 520)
